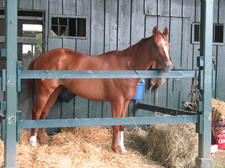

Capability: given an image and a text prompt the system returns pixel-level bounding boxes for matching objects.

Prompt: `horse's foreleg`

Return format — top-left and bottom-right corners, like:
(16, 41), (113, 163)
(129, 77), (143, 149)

(111, 99), (130, 154)
(118, 100), (130, 154)
(111, 100), (123, 154)
(38, 87), (63, 144)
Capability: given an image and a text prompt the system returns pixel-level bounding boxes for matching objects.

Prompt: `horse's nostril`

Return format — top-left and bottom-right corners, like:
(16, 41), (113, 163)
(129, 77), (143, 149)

(163, 62), (167, 68)
(163, 61), (172, 70)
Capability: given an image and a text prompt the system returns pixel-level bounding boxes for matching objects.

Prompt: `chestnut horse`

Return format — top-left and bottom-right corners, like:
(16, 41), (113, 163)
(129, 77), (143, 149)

(28, 26), (172, 154)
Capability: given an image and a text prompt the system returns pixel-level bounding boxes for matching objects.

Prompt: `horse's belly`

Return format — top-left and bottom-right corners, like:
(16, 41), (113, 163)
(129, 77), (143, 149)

(64, 79), (110, 101)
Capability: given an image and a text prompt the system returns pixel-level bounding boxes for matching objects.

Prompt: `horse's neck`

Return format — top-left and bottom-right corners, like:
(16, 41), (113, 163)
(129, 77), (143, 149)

(119, 38), (153, 70)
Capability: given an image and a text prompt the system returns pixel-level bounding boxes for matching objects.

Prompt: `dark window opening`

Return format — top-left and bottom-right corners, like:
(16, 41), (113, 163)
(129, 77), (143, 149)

(18, 11), (43, 17)
(51, 17), (86, 37)
(214, 25), (223, 43)
(0, 10), (4, 15)
(194, 24), (200, 42)
(0, 10), (43, 17)
(192, 23), (224, 44)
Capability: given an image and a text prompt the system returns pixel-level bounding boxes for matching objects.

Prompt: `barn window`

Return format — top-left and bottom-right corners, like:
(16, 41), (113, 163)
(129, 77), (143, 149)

(193, 24), (200, 42)
(51, 17), (86, 38)
(192, 23), (224, 45)
(214, 24), (224, 43)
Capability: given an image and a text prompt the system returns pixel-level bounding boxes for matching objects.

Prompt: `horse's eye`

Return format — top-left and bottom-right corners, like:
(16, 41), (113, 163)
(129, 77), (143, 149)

(154, 44), (159, 48)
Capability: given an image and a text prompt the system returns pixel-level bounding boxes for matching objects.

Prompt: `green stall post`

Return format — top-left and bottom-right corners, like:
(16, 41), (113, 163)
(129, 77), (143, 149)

(196, 0), (214, 167)
(2, 0), (18, 167)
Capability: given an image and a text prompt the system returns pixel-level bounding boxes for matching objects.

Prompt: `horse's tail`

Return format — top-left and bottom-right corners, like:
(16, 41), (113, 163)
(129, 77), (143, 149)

(27, 55), (40, 105)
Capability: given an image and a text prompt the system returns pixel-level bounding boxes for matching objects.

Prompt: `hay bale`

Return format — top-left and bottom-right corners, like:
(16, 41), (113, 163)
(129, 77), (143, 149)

(212, 98), (225, 123)
(146, 123), (198, 168)
(0, 127), (163, 168)
(125, 127), (149, 155)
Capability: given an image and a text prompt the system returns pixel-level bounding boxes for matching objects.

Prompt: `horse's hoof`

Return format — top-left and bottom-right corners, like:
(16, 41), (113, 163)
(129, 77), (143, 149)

(30, 135), (37, 147)
(121, 149), (128, 155)
(39, 138), (47, 145)
(112, 147), (120, 154)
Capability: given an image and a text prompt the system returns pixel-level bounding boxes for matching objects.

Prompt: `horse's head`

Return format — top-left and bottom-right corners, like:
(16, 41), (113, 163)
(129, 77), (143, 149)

(151, 26), (172, 73)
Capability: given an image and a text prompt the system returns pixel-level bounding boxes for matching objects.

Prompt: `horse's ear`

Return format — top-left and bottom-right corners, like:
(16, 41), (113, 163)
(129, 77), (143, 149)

(163, 26), (169, 36)
(152, 26), (158, 36)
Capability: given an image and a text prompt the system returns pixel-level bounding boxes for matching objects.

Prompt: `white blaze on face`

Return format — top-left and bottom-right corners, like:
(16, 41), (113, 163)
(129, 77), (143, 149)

(162, 39), (170, 59)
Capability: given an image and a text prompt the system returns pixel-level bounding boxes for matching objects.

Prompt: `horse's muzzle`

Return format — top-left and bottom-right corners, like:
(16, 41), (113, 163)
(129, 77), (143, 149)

(162, 61), (172, 73)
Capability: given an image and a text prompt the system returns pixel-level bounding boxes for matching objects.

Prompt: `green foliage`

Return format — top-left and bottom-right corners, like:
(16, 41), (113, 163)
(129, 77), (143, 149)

(36, 33), (43, 53)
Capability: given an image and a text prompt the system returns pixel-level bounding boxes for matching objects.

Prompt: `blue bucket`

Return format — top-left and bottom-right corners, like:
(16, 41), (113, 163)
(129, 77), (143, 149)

(132, 82), (145, 100)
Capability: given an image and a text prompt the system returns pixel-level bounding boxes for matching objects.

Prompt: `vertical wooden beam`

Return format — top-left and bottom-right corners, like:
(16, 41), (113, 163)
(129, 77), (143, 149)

(196, 0), (214, 167)
(3, 0), (18, 167)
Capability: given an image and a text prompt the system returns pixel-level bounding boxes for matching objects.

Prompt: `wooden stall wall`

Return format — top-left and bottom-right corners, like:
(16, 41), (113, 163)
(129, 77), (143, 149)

(0, 0), (225, 127)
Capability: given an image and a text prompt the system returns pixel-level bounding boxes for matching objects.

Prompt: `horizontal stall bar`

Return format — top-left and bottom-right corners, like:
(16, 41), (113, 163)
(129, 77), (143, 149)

(136, 103), (198, 115)
(19, 69), (196, 79)
(18, 115), (199, 129)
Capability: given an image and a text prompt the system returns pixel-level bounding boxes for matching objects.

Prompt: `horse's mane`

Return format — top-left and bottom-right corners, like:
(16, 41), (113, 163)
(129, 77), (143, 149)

(101, 35), (155, 57)
(136, 36), (152, 47)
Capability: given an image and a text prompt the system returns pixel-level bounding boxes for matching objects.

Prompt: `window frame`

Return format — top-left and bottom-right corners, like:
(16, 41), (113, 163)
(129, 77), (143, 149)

(192, 22), (224, 45)
(49, 15), (88, 39)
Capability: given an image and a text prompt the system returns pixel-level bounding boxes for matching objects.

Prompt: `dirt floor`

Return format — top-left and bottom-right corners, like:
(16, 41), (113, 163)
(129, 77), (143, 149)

(212, 149), (225, 168)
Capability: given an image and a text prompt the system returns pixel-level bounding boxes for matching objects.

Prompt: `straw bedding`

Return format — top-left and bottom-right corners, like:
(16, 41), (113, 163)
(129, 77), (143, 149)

(212, 98), (225, 123)
(1, 99), (224, 167)
(0, 127), (163, 168)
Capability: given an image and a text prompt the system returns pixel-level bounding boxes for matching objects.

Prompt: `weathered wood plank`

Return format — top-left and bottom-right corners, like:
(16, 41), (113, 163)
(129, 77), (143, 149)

(219, 0), (225, 23)
(216, 45), (225, 100)
(183, 0), (195, 19)
(63, 38), (76, 50)
(145, 16), (157, 37)
(76, 0), (91, 54)
(105, 0), (118, 52)
(90, 0), (104, 55)
(167, 79), (180, 109)
(61, 100), (74, 119)
(193, 45), (200, 69)
(18, 0), (33, 9)
(195, 0), (201, 22)
(63, 0), (76, 15)
(158, 16), (170, 36)
(171, 0), (182, 17)
(158, 0), (169, 16)
(33, 0), (48, 10)
(183, 0), (195, 70)
(0, 0), (4, 8)
(118, 0), (131, 50)
(128, 101), (135, 117)
(170, 17), (182, 68)
(213, 0), (218, 23)
(131, 0), (145, 45)
(74, 97), (88, 118)
(144, 0), (157, 16)
(48, 37), (63, 50)
(89, 100), (103, 118)
(49, 0), (63, 15)
(181, 18), (191, 69)
(103, 102), (111, 118)
(216, 0), (225, 101)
